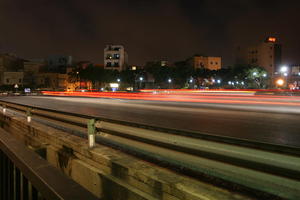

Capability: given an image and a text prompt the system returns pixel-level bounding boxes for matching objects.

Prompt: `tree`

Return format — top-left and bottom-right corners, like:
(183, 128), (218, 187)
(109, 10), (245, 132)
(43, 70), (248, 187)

(218, 65), (269, 89)
(173, 60), (194, 87)
(244, 66), (268, 88)
(120, 69), (135, 85)
(144, 61), (173, 87)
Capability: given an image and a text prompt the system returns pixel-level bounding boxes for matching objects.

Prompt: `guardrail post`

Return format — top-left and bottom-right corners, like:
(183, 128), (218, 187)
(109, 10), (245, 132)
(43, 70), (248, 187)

(87, 119), (96, 148)
(26, 108), (32, 123)
(2, 105), (6, 114)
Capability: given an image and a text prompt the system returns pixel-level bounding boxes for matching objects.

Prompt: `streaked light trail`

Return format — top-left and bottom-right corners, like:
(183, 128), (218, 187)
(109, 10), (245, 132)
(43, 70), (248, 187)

(42, 90), (300, 107)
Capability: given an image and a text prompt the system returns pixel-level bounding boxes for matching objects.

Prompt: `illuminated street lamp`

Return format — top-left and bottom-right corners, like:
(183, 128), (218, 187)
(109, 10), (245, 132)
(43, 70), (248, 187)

(253, 72), (257, 76)
(217, 80), (221, 84)
(280, 66), (288, 73)
(139, 77), (143, 89)
(76, 71), (81, 89)
(263, 73), (267, 77)
(117, 78), (121, 82)
(168, 78), (172, 89)
(276, 79), (284, 87)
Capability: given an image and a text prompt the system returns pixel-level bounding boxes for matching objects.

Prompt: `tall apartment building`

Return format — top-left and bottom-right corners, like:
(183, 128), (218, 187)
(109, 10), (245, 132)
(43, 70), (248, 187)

(236, 37), (282, 75)
(192, 56), (222, 70)
(104, 45), (127, 71)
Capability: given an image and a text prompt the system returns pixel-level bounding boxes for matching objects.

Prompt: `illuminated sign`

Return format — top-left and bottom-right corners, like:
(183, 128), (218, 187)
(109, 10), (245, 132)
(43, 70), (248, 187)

(110, 83), (119, 88)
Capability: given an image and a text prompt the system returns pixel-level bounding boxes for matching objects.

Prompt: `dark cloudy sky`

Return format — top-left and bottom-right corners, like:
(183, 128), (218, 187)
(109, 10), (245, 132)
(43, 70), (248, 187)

(0, 0), (299, 66)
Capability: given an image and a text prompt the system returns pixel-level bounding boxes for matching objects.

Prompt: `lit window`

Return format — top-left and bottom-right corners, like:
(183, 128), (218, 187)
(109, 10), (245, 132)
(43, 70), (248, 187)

(106, 54), (112, 59)
(114, 54), (120, 59)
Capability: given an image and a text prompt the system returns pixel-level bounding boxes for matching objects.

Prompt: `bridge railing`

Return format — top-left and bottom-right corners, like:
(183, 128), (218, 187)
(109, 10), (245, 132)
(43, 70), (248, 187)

(0, 128), (99, 200)
(1, 100), (300, 200)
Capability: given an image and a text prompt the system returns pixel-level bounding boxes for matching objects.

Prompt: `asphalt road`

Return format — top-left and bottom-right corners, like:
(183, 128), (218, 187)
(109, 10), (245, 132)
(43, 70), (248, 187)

(1, 95), (300, 148)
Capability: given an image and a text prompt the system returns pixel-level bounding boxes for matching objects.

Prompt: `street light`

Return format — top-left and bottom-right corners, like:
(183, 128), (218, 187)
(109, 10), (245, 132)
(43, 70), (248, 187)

(139, 77), (143, 89)
(76, 71), (81, 89)
(276, 79), (284, 87)
(217, 80), (221, 84)
(117, 78), (121, 82)
(280, 66), (288, 73)
(263, 73), (267, 77)
(253, 72), (257, 76)
(168, 78), (172, 89)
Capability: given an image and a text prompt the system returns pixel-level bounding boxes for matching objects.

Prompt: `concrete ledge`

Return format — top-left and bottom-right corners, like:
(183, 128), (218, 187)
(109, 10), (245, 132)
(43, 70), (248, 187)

(0, 113), (253, 200)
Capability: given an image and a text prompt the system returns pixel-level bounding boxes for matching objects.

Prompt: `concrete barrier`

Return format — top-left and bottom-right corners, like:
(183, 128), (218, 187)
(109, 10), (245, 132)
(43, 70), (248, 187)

(0, 111), (252, 200)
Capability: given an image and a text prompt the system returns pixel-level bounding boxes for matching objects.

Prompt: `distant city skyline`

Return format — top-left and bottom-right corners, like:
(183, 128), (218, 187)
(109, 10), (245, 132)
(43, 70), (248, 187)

(0, 0), (299, 66)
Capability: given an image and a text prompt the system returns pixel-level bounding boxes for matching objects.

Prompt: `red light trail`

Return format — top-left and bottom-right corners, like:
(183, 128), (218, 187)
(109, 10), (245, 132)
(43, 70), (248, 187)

(42, 90), (300, 107)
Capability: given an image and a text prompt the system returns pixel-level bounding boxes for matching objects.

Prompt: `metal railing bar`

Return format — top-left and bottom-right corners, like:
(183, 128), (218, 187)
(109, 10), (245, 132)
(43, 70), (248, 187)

(1, 99), (299, 156)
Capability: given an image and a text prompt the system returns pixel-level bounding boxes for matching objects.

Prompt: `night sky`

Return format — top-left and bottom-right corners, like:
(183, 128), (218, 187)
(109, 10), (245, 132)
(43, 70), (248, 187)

(0, 0), (299, 66)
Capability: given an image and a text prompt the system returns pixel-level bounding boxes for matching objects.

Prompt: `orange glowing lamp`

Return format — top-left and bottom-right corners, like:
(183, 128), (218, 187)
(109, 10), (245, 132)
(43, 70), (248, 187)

(267, 37), (276, 43)
(276, 79), (284, 86)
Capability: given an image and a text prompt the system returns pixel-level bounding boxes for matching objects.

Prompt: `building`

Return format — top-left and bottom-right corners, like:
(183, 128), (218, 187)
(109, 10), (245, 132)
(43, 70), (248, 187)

(291, 65), (300, 76)
(1, 72), (24, 86)
(236, 37), (282, 76)
(23, 60), (45, 86)
(0, 53), (23, 72)
(104, 45), (128, 71)
(37, 73), (68, 90)
(192, 56), (222, 70)
(46, 55), (72, 73)
(289, 65), (300, 89)
(24, 60), (44, 73)
(0, 54), (24, 87)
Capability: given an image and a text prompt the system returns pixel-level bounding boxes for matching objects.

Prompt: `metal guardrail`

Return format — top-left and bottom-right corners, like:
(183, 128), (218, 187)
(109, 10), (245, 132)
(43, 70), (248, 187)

(0, 128), (99, 200)
(1, 100), (300, 200)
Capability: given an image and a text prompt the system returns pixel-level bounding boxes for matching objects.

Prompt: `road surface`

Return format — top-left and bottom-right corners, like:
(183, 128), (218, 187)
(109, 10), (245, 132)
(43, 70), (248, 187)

(1, 94), (300, 147)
